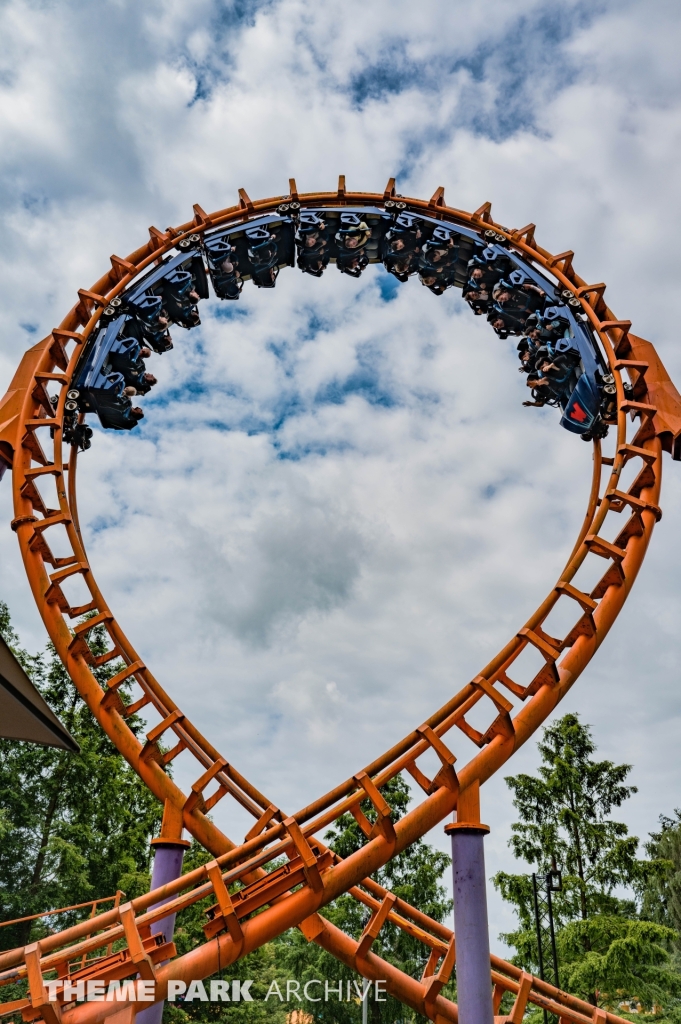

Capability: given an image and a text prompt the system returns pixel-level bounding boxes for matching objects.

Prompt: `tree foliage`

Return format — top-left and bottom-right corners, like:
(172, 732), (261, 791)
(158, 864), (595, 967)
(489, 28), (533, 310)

(557, 917), (681, 1011)
(499, 713), (644, 924)
(0, 602), (162, 951)
(494, 714), (681, 1015)
(642, 812), (681, 946)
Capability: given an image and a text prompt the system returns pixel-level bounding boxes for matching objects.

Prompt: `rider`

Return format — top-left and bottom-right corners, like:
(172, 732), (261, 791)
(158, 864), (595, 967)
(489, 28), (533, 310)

(296, 213), (332, 277)
(336, 216), (372, 277)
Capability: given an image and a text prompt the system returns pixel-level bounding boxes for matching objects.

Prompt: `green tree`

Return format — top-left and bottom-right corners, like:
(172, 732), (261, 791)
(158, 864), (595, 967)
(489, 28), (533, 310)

(0, 601), (162, 951)
(496, 713), (643, 928)
(557, 917), (681, 1012)
(642, 812), (681, 946)
(494, 714), (681, 1013)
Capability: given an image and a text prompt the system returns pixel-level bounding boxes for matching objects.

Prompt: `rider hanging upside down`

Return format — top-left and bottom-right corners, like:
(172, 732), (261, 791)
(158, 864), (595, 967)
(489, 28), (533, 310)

(336, 216), (371, 250)
(492, 279), (546, 317)
(463, 249), (511, 314)
(296, 214), (331, 278)
(523, 351), (575, 408)
(418, 239), (458, 295)
(487, 309), (523, 339)
(383, 225), (422, 282)
(419, 271), (448, 294)
(204, 239), (243, 299)
(335, 215), (372, 277)
(517, 339), (537, 375)
(523, 375), (549, 407)
(524, 310), (570, 347)
(420, 235), (456, 270)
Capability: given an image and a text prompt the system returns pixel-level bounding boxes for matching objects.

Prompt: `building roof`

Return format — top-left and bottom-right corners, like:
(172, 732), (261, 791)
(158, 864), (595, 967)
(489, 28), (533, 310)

(0, 634), (80, 751)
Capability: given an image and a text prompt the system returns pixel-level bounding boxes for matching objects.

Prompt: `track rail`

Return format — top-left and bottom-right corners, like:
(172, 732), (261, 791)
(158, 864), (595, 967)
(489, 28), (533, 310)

(1, 179), (680, 1024)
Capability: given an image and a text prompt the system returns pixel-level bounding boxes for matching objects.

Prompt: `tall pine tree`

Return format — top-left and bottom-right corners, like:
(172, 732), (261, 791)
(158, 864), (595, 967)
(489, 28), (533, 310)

(494, 714), (681, 1013)
(641, 811), (681, 946)
(495, 713), (642, 927)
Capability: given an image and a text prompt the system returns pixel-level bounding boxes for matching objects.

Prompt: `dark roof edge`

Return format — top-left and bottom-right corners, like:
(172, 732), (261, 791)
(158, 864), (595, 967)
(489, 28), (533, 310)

(0, 634), (80, 752)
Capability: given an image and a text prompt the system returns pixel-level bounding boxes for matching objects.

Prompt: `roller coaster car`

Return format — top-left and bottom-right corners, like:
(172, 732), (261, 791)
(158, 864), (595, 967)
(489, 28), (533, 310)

(70, 317), (143, 431)
(381, 215), (475, 288)
(538, 319), (613, 438)
(124, 247), (209, 333)
(105, 327), (152, 392)
(62, 206), (627, 447)
(123, 294), (173, 353)
(500, 275), (602, 430)
(204, 238), (243, 300)
(107, 330), (142, 376)
(163, 268), (203, 326)
(561, 373), (604, 436)
(334, 212), (374, 278)
(381, 212), (428, 278)
(106, 329), (156, 395)
(297, 207), (390, 279)
(203, 215), (295, 293)
(245, 225), (289, 288)
(295, 213), (332, 278)
(526, 308), (572, 346)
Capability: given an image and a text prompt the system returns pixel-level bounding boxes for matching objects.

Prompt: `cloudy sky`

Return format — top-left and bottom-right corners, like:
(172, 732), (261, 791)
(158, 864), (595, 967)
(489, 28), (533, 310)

(1, 0), (681, 956)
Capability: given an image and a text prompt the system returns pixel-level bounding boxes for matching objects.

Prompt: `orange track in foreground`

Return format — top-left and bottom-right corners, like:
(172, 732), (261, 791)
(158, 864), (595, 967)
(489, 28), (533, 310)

(1, 179), (681, 1024)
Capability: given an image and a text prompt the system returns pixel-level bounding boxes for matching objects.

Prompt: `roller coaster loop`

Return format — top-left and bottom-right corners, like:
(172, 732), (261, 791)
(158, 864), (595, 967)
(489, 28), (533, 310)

(1, 178), (681, 1024)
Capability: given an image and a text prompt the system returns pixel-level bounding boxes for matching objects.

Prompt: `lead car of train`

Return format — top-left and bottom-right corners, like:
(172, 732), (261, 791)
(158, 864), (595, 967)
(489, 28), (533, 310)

(64, 203), (625, 451)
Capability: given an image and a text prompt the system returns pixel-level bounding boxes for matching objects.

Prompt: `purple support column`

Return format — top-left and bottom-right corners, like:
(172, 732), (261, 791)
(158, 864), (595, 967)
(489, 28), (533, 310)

(445, 823), (494, 1024)
(136, 840), (189, 1024)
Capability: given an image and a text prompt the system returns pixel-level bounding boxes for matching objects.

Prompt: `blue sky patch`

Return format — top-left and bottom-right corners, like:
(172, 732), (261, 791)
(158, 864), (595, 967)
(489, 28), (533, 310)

(376, 268), (401, 302)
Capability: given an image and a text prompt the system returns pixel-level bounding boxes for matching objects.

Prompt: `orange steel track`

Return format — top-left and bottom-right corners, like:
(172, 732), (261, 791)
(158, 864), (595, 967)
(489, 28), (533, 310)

(2, 178), (681, 1024)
